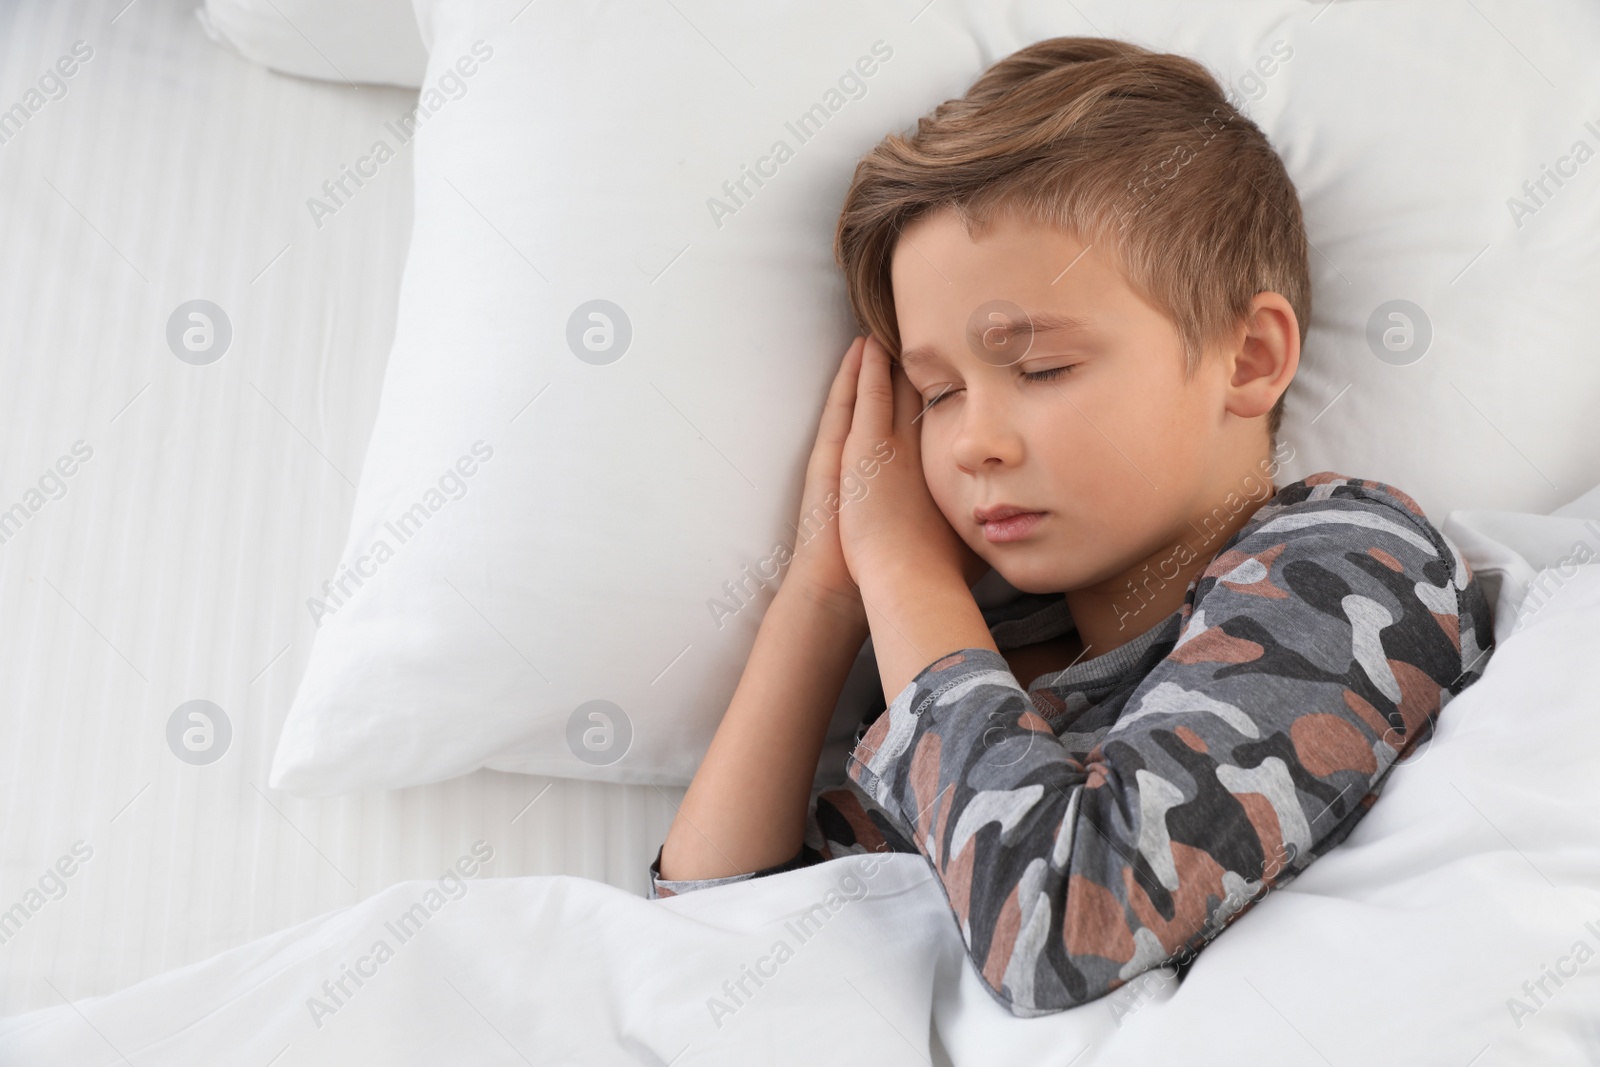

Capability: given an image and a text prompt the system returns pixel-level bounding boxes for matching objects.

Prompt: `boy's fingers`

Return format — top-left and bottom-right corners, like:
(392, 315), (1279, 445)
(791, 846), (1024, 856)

(854, 335), (895, 439)
(833, 336), (865, 394)
(808, 339), (866, 490)
(818, 337), (865, 441)
(890, 359), (923, 440)
(811, 338), (862, 468)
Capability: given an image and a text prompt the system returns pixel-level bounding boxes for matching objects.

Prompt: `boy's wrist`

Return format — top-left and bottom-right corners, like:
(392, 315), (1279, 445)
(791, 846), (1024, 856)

(856, 549), (967, 607)
(781, 568), (869, 631)
(857, 553), (994, 701)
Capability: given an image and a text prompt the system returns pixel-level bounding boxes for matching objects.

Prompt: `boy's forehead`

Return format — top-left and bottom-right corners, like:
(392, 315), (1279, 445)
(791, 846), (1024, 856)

(892, 212), (1120, 307)
(891, 214), (1130, 363)
(898, 309), (1097, 370)
(896, 207), (1086, 266)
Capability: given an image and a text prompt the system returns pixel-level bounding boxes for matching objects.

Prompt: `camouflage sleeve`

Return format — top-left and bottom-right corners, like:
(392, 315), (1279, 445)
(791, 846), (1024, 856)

(647, 785), (915, 900)
(844, 483), (1494, 1017)
(647, 837), (824, 900)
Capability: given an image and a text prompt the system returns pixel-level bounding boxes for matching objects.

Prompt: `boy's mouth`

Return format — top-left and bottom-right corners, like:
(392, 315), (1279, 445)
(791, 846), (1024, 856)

(974, 504), (1047, 543)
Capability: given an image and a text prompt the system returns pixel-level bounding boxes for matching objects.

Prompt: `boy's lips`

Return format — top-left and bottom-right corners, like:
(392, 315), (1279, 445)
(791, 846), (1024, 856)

(975, 505), (1048, 543)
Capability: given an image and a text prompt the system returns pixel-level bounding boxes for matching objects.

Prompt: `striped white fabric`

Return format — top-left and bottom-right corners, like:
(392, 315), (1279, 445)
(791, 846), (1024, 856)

(0, 0), (678, 1012)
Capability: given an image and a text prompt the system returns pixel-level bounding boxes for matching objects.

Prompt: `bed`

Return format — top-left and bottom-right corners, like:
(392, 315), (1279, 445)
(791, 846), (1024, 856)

(2, 0), (1598, 1064)
(0, 0), (680, 1013)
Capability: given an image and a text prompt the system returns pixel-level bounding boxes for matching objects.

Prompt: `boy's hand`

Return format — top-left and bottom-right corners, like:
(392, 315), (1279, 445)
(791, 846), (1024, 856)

(838, 335), (988, 596)
(784, 337), (871, 623)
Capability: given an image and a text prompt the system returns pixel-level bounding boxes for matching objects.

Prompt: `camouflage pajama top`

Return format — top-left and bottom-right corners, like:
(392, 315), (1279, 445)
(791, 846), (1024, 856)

(648, 472), (1496, 1017)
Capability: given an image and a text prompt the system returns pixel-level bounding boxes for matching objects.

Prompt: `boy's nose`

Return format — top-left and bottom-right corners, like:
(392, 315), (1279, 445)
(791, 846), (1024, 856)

(949, 389), (1026, 473)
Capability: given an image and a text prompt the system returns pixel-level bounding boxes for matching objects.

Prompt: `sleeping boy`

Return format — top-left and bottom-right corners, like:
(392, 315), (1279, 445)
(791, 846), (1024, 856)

(649, 35), (1495, 1016)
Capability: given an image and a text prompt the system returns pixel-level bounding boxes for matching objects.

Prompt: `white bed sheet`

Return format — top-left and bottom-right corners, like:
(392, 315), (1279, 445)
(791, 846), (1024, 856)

(0, 0), (678, 1013)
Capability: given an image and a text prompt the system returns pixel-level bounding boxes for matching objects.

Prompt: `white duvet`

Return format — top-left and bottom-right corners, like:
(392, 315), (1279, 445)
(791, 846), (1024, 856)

(5, 491), (1599, 1066)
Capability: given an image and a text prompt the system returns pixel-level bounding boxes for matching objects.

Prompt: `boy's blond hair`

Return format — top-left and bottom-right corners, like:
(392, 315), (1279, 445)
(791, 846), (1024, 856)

(834, 36), (1309, 443)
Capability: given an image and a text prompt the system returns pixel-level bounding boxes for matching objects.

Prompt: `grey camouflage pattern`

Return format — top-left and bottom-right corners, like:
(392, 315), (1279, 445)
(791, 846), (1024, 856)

(651, 472), (1494, 1017)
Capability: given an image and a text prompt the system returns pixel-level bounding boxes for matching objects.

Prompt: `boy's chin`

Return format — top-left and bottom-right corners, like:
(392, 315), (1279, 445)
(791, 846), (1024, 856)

(989, 564), (1063, 597)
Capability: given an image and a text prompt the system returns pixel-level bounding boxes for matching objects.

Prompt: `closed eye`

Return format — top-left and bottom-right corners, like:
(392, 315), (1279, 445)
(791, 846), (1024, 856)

(920, 365), (1076, 412)
(921, 383), (953, 412)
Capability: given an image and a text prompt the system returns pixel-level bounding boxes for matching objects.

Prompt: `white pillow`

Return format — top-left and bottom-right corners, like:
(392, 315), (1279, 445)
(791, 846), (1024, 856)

(270, 0), (1600, 795)
(198, 0), (428, 88)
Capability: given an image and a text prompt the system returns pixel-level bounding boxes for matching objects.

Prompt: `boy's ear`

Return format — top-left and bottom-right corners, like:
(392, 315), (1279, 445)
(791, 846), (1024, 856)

(1224, 291), (1299, 420)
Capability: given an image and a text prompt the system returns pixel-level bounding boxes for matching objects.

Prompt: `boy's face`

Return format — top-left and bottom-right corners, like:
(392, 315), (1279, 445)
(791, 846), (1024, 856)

(890, 207), (1249, 596)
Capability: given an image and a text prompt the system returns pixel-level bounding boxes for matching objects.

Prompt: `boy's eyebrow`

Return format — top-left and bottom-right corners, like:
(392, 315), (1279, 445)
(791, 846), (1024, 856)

(898, 311), (1095, 368)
